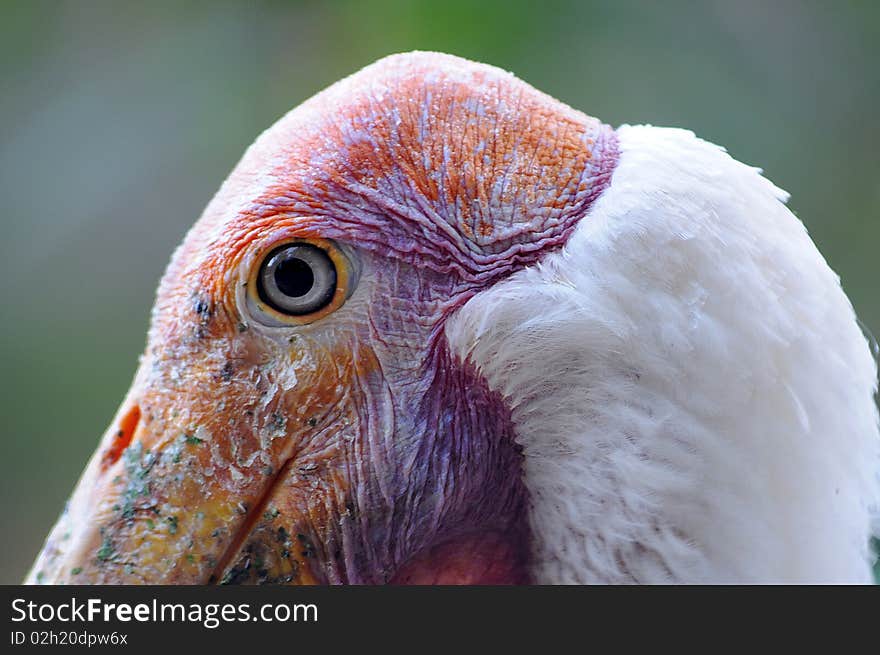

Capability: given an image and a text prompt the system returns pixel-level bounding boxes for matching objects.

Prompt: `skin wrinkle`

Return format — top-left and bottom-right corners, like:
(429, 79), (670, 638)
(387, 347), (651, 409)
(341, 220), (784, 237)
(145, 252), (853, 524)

(27, 52), (618, 585)
(236, 61), (617, 279)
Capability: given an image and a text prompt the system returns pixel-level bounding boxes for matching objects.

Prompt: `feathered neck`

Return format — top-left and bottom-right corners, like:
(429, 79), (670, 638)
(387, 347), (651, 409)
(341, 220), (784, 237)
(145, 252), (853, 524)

(446, 125), (879, 583)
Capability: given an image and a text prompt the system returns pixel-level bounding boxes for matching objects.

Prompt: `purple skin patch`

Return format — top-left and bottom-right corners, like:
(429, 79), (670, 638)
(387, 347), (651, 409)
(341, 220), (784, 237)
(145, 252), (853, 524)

(28, 53), (618, 585)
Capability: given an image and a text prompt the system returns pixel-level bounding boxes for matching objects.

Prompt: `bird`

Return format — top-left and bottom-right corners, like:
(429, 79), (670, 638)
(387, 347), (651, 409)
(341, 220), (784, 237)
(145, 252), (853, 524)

(26, 51), (879, 585)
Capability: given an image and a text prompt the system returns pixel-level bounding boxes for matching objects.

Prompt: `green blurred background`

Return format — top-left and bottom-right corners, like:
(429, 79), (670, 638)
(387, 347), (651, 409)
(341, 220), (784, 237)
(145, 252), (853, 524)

(1, 0), (877, 583)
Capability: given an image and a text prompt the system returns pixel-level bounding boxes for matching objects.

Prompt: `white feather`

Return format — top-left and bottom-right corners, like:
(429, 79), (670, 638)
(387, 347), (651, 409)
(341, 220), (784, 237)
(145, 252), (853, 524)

(446, 125), (880, 583)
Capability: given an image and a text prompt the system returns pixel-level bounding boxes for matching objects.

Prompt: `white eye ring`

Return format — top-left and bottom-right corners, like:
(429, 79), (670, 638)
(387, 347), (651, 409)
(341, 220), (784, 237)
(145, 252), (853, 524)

(257, 243), (337, 315)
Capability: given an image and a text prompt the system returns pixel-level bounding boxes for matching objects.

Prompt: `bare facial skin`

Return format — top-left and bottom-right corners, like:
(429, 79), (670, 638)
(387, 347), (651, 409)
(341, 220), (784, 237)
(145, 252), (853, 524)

(27, 52), (617, 585)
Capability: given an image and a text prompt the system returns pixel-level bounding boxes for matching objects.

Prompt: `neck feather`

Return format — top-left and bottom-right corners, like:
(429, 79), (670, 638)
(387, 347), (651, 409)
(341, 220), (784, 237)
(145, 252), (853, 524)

(446, 125), (879, 583)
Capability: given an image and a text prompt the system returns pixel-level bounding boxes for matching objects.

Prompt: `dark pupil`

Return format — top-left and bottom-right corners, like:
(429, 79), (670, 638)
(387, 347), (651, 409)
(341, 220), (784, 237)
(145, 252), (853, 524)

(274, 258), (314, 297)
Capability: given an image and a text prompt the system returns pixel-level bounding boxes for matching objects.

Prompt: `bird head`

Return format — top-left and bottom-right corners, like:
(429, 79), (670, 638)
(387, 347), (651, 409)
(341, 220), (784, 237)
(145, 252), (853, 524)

(27, 52), (617, 584)
(28, 52), (879, 585)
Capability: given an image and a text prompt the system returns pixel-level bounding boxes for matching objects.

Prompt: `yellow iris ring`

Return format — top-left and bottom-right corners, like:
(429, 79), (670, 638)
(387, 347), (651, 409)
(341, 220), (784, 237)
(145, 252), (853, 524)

(246, 237), (353, 326)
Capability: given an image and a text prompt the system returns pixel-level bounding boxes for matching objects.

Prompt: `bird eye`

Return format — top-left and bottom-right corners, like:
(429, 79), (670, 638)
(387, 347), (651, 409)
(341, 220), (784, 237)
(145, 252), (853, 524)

(258, 244), (337, 315)
(246, 238), (355, 326)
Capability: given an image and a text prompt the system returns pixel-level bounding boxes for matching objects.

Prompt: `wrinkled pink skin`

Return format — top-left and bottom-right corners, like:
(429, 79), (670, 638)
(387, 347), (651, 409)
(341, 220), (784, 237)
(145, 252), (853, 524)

(28, 52), (617, 584)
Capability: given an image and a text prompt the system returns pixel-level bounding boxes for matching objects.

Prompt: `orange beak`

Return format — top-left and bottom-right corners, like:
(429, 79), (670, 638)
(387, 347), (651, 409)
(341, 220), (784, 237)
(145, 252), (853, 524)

(25, 311), (361, 584)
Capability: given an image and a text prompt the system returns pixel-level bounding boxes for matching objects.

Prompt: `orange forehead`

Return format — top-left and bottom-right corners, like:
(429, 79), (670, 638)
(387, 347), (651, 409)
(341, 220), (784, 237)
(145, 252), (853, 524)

(159, 52), (616, 322)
